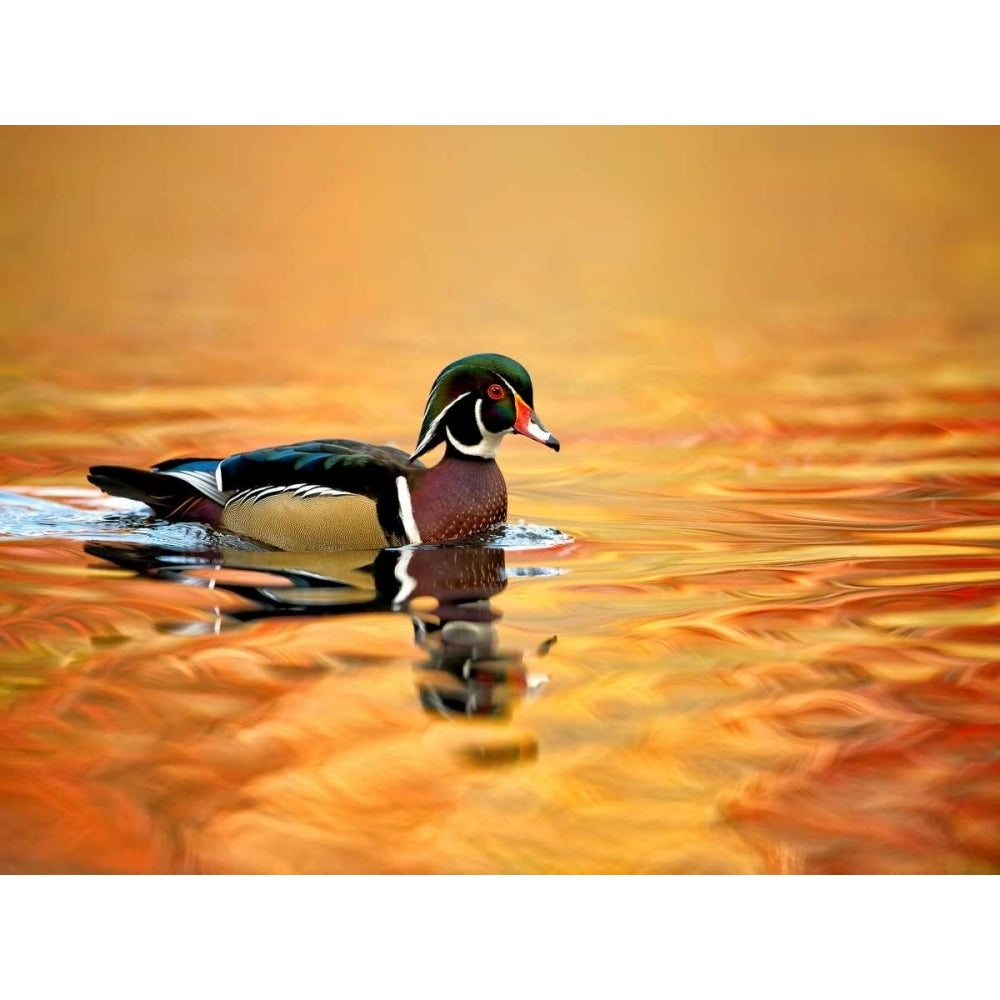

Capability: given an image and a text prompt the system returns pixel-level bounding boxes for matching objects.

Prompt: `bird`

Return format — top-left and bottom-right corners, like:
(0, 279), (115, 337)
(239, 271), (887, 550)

(88, 353), (560, 551)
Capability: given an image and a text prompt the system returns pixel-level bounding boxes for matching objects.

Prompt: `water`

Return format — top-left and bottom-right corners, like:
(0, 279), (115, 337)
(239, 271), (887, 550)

(2, 127), (1000, 873)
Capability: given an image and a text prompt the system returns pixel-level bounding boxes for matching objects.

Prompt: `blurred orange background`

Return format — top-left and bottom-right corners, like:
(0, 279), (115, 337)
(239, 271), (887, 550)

(3, 126), (999, 348)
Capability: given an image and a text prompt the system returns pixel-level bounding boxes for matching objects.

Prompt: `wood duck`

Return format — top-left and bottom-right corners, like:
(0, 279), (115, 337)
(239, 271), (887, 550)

(88, 353), (559, 551)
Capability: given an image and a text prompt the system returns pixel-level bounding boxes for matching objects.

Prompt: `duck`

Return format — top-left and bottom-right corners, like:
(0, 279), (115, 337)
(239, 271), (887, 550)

(88, 353), (559, 551)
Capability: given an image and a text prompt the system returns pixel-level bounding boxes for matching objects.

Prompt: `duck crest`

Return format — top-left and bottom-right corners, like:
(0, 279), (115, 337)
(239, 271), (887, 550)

(409, 456), (507, 543)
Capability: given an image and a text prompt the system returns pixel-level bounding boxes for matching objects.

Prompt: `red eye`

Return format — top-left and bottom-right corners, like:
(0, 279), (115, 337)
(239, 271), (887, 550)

(487, 384), (505, 400)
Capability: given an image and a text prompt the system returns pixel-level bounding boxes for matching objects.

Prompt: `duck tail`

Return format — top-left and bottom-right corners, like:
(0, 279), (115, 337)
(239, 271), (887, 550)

(88, 465), (224, 524)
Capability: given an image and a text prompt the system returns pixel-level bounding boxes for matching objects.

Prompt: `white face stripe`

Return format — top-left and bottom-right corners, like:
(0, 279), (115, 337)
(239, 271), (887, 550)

(410, 390), (471, 459)
(495, 373), (519, 398)
(443, 398), (509, 458)
(445, 425), (484, 457)
(476, 397), (511, 456)
(473, 397), (488, 438)
(395, 475), (422, 544)
(417, 375), (445, 426)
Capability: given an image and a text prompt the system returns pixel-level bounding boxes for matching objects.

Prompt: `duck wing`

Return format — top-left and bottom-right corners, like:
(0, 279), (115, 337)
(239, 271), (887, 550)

(217, 439), (427, 550)
(218, 439), (423, 497)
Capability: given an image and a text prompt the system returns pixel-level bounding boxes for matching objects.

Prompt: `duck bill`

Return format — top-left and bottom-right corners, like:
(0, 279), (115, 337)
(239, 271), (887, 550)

(513, 394), (560, 451)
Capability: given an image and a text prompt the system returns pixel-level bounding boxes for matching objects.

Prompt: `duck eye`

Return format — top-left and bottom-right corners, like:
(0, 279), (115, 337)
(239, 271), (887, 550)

(487, 384), (505, 400)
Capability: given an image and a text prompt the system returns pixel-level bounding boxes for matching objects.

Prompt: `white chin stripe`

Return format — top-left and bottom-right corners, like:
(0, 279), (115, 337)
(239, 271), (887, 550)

(445, 423), (505, 459)
(395, 476), (422, 544)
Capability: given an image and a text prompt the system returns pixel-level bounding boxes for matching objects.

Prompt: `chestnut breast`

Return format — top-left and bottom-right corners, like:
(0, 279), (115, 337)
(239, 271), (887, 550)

(410, 458), (507, 543)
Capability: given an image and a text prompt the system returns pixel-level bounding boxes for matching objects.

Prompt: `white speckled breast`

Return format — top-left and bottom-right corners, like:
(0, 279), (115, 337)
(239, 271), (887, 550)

(409, 457), (507, 543)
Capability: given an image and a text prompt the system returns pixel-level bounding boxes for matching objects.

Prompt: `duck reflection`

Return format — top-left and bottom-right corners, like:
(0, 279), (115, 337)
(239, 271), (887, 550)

(84, 540), (549, 723)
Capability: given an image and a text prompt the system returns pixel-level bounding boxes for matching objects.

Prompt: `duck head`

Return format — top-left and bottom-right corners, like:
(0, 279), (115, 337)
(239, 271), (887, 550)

(409, 353), (560, 462)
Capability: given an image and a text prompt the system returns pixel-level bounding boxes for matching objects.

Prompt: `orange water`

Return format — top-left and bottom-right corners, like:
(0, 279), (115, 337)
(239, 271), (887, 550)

(2, 127), (1000, 873)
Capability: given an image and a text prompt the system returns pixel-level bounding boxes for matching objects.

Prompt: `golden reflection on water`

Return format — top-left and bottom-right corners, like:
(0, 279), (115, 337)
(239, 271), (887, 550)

(2, 127), (1000, 873)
